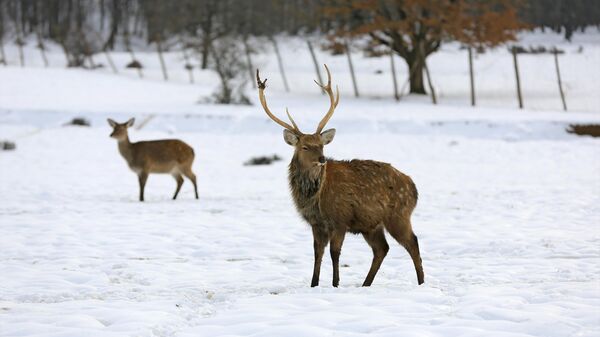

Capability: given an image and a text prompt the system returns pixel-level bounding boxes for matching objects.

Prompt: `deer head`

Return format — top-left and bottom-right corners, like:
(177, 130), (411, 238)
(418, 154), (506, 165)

(257, 64), (339, 171)
(107, 118), (135, 140)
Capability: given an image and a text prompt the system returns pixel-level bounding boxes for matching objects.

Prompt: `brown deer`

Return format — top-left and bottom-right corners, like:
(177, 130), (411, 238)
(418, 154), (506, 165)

(107, 118), (198, 202)
(256, 65), (424, 287)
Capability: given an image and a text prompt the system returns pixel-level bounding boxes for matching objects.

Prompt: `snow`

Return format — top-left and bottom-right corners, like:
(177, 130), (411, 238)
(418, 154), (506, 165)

(1, 31), (599, 337)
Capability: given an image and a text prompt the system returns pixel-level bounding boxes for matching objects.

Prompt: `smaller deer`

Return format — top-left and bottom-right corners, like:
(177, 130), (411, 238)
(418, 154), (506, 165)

(256, 65), (424, 287)
(107, 118), (198, 202)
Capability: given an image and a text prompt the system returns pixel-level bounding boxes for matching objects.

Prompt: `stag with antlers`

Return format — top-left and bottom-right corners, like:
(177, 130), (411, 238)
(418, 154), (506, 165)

(256, 65), (424, 287)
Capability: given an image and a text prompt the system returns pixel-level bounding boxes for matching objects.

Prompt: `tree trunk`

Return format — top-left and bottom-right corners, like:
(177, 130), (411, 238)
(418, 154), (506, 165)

(407, 58), (426, 94)
(201, 35), (210, 69)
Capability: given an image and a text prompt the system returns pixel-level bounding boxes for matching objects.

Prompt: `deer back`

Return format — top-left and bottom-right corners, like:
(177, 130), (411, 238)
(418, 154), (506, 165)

(318, 160), (418, 234)
(126, 139), (195, 173)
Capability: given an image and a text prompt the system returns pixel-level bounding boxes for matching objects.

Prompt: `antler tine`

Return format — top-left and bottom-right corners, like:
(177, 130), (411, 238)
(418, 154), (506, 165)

(256, 69), (301, 134)
(286, 108), (300, 131)
(313, 63), (332, 89)
(315, 64), (340, 133)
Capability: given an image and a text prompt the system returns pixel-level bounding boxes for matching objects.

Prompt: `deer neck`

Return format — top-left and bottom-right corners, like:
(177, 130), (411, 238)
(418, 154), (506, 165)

(117, 135), (133, 162)
(288, 153), (325, 204)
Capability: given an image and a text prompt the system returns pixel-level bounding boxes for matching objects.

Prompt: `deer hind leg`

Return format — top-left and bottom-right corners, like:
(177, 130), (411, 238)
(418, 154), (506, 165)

(361, 226), (389, 287)
(182, 165), (198, 199)
(172, 173), (184, 200)
(138, 171), (148, 202)
(311, 226), (328, 287)
(329, 229), (346, 287)
(384, 216), (425, 285)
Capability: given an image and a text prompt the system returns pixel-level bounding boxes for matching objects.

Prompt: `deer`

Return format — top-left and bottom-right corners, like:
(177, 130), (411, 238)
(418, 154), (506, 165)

(256, 65), (424, 287)
(107, 118), (199, 202)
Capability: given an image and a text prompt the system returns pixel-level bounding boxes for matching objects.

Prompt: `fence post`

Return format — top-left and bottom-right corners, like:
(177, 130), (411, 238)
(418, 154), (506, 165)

(15, 36), (24, 67)
(125, 34), (143, 78)
(468, 46), (475, 106)
(424, 60), (437, 104)
(36, 30), (49, 67)
(390, 50), (399, 101)
(270, 36), (290, 92)
(0, 36), (6, 66)
(553, 48), (567, 111)
(512, 46), (523, 109)
(94, 31), (118, 73)
(243, 37), (255, 89)
(180, 37), (194, 84)
(307, 40), (325, 94)
(345, 39), (359, 97)
(157, 39), (168, 81)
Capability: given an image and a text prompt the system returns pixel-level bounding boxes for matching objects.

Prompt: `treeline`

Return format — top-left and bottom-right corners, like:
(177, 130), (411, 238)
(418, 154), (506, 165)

(0, 0), (597, 97)
(1, 0), (597, 51)
(522, 0), (600, 41)
(0, 0), (328, 67)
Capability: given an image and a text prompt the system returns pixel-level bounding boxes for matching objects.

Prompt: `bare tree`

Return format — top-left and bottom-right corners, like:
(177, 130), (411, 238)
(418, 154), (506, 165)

(205, 35), (251, 105)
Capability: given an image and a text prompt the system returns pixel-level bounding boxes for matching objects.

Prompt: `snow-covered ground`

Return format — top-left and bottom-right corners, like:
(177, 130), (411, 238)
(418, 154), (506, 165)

(1, 32), (599, 337)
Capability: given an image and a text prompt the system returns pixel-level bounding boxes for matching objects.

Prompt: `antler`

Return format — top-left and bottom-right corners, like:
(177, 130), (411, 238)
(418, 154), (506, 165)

(256, 69), (302, 134)
(314, 64), (340, 134)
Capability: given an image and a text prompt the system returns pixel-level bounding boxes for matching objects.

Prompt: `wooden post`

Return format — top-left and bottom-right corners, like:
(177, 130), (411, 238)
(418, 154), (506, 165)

(553, 48), (567, 111)
(468, 46), (475, 106)
(36, 30), (48, 67)
(0, 37), (6, 66)
(243, 37), (255, 89)
(15, 36), (24, 67)
(125, 34), (143, 78)
(157, 39), (168, 81)
(512, 46), (523, 109)
(60, 42), (72, 67)
(307, 40), (325, 94)
(390, 50), (399, 101)
(81, 33), (96, 69)
(87, 54), (96, 69)
(180, 37), (194, 84)
(423, 60), (437, 104)
(0, 0), (5, 66)
(103, 48), (118, 73)
(345, 39), (359, 97)
(95, 31), (118, 73)
(270, 36), (289, 92)
(13, 8), (24, 67)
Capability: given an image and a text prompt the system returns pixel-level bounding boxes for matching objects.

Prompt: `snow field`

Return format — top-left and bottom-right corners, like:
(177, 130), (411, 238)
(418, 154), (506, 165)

(1, 116), (599, 336)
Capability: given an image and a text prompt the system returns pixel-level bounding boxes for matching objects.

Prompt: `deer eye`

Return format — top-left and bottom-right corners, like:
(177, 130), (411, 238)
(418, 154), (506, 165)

(302, 146), (309, 151)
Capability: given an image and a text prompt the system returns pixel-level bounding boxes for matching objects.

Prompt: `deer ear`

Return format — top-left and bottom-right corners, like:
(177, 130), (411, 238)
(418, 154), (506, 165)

(125, 118), (135, 127)
(320, 128), (336, 145)
(107, 118), (117, 127)
(283, 129), (299, 146)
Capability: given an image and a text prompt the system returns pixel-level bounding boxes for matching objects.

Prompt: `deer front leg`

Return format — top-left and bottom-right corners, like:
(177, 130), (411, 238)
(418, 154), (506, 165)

(311, 226), (327, 287)
(330, 229), (346, 287)
(138, 172), (148, 202)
